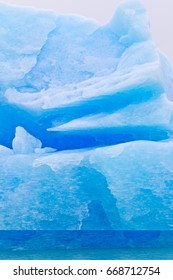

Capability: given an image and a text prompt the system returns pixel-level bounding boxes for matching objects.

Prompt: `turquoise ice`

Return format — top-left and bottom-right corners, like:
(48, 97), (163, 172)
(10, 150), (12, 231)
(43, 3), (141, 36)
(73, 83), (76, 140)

(0, 0), (173, 231)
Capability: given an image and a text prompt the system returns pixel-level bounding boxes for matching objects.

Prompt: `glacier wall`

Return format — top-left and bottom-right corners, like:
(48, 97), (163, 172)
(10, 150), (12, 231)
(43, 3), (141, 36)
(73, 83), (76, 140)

(0, 0), (173, 231)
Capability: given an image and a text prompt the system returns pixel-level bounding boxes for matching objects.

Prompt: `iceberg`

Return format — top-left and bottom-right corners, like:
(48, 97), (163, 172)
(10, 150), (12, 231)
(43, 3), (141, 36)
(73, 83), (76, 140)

(0, 0), (173, 236)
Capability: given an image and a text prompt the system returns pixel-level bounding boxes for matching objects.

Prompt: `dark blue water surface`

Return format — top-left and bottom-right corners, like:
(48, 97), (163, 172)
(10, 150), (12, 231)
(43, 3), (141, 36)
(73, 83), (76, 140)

(0, 230), (173, 260)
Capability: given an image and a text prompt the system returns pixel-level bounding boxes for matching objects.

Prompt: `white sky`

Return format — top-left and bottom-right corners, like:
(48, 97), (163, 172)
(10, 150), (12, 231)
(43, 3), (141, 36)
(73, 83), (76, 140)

(1, 0), (173, 65)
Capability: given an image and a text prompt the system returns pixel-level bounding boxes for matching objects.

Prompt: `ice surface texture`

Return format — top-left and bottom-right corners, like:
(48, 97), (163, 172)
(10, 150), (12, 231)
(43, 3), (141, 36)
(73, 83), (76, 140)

(1, 0), (173, 230)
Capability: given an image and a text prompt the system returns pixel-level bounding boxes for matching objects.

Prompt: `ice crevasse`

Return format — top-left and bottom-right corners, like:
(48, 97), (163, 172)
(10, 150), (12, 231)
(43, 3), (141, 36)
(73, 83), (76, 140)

(0, 0), (173, 230)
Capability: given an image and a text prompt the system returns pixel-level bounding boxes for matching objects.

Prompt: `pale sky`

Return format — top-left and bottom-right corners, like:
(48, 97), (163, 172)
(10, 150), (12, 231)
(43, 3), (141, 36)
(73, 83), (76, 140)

(1, 0), (173, 65)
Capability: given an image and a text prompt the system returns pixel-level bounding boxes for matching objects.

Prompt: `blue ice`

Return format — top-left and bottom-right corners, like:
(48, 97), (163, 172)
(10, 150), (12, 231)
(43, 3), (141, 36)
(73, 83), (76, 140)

(0, 0), (173, 231)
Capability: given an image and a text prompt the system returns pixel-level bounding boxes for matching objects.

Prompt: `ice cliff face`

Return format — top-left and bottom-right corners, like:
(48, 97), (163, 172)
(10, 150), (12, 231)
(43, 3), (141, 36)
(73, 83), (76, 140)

(1, 0), (173, 230)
